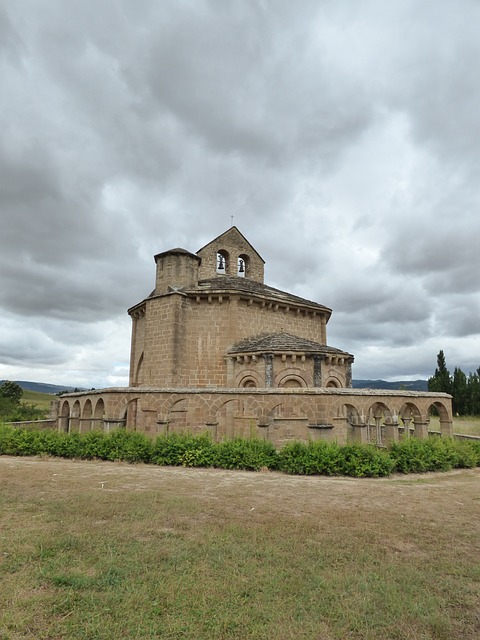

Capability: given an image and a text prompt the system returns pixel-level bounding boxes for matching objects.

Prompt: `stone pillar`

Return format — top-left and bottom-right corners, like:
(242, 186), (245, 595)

(264, 353), (274, 387)
(226, 357), (236, 387)
(345, 361), (352, 388)
(384, 417), (399, 444)
(414, 421), (429, 439)
(313, 355), (322, 387)
(440, 420), (454, 437)
(375, 417), (383, 446)
(401, 417), (411, 438)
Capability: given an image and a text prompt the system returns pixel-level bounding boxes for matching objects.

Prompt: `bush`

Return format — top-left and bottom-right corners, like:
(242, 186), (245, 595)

(389, 437), (479, 473)
(101, 429), (153, 463)
(213, 437), (278, 471)
(151, 432), (215, 468)
(339, 444), (395, 477)
(278, 441), (394, 477)
(1, 424), (479, 477)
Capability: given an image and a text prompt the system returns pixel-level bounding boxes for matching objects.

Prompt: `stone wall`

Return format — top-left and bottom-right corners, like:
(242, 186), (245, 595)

(53, 387), (454, 447)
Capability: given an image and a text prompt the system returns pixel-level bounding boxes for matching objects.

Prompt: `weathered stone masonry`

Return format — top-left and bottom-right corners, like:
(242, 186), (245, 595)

(53, 227), (453, 444)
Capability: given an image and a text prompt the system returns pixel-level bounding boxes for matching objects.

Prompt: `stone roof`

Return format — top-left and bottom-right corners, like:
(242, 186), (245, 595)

(228, 332), (353, 358)
(153, 247), (201, 262)
(187, 276), (331, 313)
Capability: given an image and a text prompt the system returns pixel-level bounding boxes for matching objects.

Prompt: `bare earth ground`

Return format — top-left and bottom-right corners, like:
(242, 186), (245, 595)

(1, 455), (479, 521)
(1, 456), (479, 639)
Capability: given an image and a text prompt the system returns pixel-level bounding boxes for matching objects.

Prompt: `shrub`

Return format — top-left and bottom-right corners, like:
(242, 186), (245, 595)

(278, 440), (342, 476)
(151, 432), (215, 468)
(101, 429), (153, 463)
(1, 423), (479, 477)
(338, 444), (395, 477)
(213, 437), (278, 471)
(389, 437), (480, 473)
(278, 441), (394, 477)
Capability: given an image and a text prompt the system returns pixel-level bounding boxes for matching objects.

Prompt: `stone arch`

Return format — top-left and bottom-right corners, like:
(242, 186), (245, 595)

(427, 400), (453, 437)
(213, 397), (239, 440)
(93, 398), (105, 430)
(166, 397), (188, 432)
(216, 249), (229, 274)
(237, 253), (249, 277)
(343, 403), (361, 425)
(325, 378), (341, 388)
(398, 402), (422, 438)
(365, 402), (393, 446)
(82, 399), (93, 432)
(124, 398), (138, 429)
(275, 370), (307, 388)
(70, 400), (81, 433)
(236, 369), (262, 388)
(336, 403), (362, 444)
(59, 400), (70, 432)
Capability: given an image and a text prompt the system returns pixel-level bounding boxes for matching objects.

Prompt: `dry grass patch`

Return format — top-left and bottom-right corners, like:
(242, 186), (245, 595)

(1, 457), (479, 639)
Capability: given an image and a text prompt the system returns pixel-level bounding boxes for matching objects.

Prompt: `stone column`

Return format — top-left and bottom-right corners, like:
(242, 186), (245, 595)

(440, 420), (454, 437)
(384, 417), (399, 444)
(264, 353), (274, 387)
(313, 355), (322, 387)
(414, 420), (429, 439)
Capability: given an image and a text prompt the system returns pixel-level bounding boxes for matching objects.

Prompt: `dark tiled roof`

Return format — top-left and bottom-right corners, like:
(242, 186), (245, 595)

(228, 332), (353, 358)
(187, 276), (331, 312)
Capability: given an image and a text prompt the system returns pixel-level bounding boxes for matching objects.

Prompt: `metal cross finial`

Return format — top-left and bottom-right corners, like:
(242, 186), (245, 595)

(231, 214), (234, 227)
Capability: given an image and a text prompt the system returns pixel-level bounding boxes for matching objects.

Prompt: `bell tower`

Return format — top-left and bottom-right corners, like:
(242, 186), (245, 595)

(196, 226), (265, 283)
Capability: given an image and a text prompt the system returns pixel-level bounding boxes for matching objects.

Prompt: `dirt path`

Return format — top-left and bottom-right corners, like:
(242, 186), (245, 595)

(1, 456), (479, 531)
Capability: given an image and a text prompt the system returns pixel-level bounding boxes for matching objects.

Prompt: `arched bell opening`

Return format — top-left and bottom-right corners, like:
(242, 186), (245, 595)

(237, 254), (249, 277)
(216, 250), (229, 275)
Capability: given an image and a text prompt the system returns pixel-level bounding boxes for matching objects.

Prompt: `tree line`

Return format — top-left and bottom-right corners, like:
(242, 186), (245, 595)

(428, 350), (480, 415)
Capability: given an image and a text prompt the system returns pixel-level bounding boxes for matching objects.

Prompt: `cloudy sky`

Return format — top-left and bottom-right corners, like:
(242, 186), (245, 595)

(1, 0), (480, 388)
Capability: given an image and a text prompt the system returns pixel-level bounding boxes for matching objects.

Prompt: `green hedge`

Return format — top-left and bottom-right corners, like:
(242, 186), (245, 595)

(0, 424), (479, 477)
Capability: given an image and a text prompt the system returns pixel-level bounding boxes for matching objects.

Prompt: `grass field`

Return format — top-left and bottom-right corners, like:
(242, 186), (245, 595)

(21, 390), (54, 412)
(427, 415), (480, 437)
(1, 456), (479, 639)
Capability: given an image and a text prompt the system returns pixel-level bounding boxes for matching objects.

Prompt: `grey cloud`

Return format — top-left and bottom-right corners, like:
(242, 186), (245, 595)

(1, 1), (480, 386)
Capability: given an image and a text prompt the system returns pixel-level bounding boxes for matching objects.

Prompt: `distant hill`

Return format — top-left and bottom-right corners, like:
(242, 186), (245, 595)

(0, 380), (87, 395)
(2, 379), (429, 394)
(353, 379), (428, 391)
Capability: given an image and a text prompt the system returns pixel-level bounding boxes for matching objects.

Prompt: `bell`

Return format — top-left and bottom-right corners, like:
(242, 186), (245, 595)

(218, 254), (225, 270)
(238, 259), (245, 273)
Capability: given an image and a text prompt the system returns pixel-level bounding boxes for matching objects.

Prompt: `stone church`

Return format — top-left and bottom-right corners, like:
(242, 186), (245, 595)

(54, 227), (453, 446)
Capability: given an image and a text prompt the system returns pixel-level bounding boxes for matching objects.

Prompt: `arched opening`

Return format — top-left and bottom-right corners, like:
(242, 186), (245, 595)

(399, 402), (422, 438)
(427, 401), (453, 437)
(241, 378), (257, 388)
(365, 402), (393, 446)
(70, 400), (81, 433)
(93, 398), (105, 431)
(237, 254), (249, 277)
(82, 399), (93, 433)
(59, 401), (70, 433)
(216, 250), (229, 275)
(341, 403), (363, 443)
